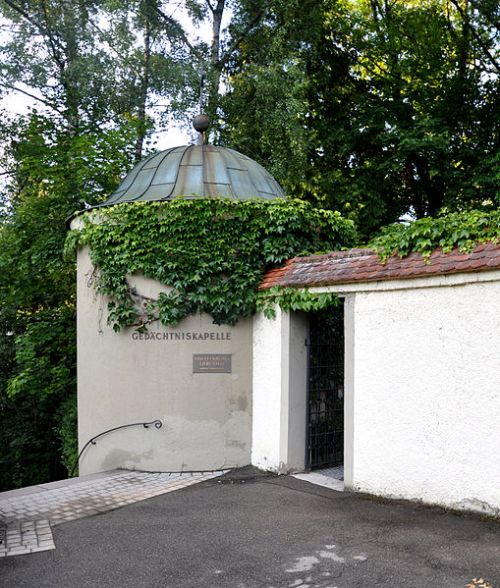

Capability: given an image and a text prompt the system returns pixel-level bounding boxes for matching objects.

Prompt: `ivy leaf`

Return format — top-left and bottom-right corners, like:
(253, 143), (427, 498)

(70, 199), (355, 329)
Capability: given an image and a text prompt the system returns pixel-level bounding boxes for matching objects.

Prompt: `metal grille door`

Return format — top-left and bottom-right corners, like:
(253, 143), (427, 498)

(307, 303), (345, 469)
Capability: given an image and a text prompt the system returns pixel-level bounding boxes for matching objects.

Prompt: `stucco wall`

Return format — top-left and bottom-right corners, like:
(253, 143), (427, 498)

(77, 247), (253, 475)
(251, 311), (283, 471)
(251, 309), (307, 473)
(349, 278), (500, 515)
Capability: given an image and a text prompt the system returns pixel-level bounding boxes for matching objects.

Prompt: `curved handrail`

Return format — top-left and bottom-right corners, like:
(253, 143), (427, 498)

(69, 419), (163, 477)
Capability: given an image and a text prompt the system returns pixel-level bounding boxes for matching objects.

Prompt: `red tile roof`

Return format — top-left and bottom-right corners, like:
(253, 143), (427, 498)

(260, 242), (500, 290)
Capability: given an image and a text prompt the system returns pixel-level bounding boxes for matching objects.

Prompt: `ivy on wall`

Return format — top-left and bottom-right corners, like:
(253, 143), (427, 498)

(256, 287), (340, 319)
(370, 209), (500, 261)
(67, 198), (356, 329)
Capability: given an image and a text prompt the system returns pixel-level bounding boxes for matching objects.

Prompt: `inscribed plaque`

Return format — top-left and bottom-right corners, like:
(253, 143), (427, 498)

(193, 354), (232, 374)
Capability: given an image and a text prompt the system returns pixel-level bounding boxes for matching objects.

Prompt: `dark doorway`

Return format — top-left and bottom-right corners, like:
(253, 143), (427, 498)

(307, 302), (345, 470)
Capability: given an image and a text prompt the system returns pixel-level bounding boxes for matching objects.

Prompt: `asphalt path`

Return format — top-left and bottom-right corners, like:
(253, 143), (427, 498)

(1, 468), (499, 588)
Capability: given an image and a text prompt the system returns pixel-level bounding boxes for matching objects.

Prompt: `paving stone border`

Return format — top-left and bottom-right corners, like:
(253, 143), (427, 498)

(0, 470), (224, 557)
(1, 520), (55, 557)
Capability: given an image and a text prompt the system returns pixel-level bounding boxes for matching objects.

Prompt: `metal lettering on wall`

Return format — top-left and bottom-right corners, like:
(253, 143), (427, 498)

(193, 354), (232, 374)
(131, 331), (231, 342)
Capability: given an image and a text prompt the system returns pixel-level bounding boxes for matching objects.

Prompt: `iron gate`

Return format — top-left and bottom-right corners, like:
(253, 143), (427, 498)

(307, 303), (345, 469)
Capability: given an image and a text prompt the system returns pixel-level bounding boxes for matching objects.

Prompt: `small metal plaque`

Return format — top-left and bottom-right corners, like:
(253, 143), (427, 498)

(193, 354), (232, 374)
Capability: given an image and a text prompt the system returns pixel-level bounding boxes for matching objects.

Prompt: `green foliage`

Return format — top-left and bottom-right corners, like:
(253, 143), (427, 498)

(256, 287), (340, 319)
(56, 392), (78, 476)
(69, 198), (356, 329)
(0, 307), (76, 490)
(221, 0), (500, 236)
(0, 393), (55, 490)
(370, 209), (500, 260)
(0, 113), (139, 490)
(7, 307), (76, 402)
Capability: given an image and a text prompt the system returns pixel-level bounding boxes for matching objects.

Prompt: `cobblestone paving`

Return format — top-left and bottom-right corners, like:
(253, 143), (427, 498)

(1, 520), (55, 557)
(0, 470), (223, 558)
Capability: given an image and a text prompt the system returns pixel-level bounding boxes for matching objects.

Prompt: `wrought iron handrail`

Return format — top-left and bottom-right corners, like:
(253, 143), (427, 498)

(69, 419), (163, 477)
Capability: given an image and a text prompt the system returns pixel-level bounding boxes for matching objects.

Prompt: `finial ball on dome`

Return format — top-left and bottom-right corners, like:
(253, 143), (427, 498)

(192, 114), (210, 133)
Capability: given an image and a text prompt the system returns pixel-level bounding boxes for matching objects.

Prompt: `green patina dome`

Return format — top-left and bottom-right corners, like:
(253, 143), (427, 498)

(100, 144), (285, 207)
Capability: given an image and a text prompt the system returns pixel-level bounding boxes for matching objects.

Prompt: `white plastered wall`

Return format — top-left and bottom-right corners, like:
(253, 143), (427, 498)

(316, 272), (500, 515)
(251, 309), (308, 473)
(77, 247), (253, 475)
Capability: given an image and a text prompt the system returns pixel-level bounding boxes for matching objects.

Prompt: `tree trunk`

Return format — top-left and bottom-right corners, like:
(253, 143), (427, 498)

(135, 9), (152, 163)
(206, 0), (225, 122)
(413, 155), (444, 217)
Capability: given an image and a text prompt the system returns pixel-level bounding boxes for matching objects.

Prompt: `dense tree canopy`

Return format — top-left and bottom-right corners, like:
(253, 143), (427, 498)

(220, 0), (499, 233)
(0, 0), (498, 489)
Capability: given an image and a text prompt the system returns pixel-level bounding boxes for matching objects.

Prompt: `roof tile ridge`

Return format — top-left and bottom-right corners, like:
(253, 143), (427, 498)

(291, 247), (375, 263)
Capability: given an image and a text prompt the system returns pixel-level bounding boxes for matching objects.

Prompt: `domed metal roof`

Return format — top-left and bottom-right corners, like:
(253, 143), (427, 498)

(100, 144), (285, 207)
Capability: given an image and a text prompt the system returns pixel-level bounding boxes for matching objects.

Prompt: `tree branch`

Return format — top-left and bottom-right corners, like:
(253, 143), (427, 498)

(152, 5), (204, 61)
(1, 0), (65, 54)
(87, 18), (142, 78)
(2, 0), (47, 35)
(217, 7), (264, 70)
(0, 83), (65, 116)
(449, 0), (500, 74)
(369, 0), (381, 23)
(468, 0), (500, 30)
